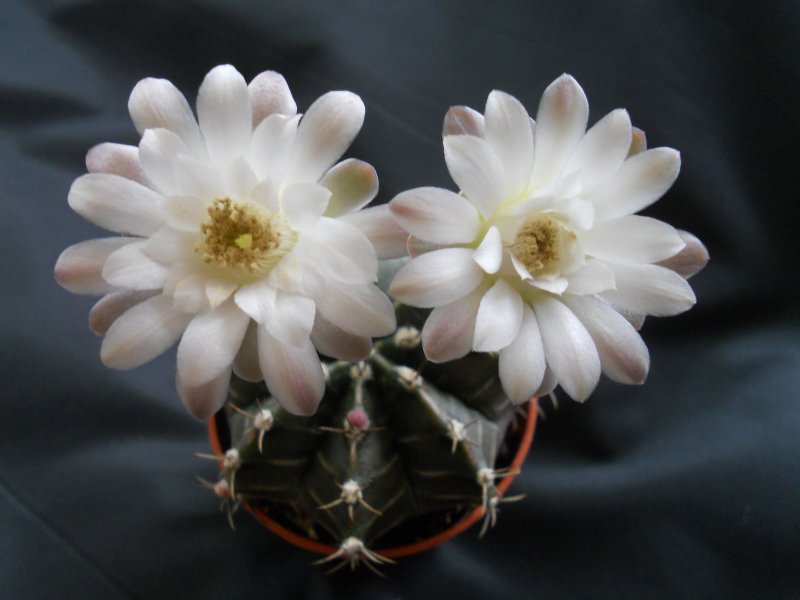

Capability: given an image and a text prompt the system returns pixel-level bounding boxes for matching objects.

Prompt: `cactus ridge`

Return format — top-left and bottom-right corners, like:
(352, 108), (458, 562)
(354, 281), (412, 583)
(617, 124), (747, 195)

(203, 313), (528, 567)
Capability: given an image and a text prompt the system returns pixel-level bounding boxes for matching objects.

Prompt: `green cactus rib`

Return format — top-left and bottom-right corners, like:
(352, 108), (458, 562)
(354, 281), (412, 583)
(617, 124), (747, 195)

(215, 315), (522, 549)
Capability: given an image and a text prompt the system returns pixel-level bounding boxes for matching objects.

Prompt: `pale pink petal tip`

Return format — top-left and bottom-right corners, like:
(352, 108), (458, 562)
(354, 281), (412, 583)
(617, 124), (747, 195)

(248, 70), (297, 125)
(321, 159), (379, 217)
(656, 230), (709, 279)
(86, 143), (146, 184)
(177, 367), (232, 420)
(443, 105), (485, 138)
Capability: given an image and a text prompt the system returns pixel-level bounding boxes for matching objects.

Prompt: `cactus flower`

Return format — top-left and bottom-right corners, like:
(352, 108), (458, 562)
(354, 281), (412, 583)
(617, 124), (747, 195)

(389, 75), (708, 404)
(55, 65), (400, 419)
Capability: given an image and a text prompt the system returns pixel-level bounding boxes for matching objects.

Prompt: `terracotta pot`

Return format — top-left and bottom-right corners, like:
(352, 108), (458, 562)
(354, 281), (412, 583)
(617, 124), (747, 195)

(207, 398), (538, 558)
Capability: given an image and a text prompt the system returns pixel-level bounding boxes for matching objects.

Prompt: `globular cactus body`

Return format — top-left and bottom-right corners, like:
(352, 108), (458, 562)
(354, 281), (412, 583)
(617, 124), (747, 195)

(208, 309), (531, 569)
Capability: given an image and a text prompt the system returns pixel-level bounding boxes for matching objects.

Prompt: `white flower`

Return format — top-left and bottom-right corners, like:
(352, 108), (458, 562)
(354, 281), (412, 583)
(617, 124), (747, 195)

(389, 74), (707, 404)
(55, 65), (405, 419)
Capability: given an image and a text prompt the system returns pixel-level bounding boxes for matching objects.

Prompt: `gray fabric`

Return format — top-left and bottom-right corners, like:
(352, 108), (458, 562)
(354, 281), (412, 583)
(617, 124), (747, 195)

(2, 0), (799, 597)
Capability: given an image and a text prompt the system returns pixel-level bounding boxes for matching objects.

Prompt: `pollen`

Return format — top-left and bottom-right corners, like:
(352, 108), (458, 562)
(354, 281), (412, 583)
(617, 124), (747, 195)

(197, 197), (282, 273)
(511, 214), (575, 278)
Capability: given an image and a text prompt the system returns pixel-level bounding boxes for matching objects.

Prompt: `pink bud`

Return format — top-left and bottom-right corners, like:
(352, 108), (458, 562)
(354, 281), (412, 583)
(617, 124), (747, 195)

(347, 409), (370, 430)
(213, 480), (230, 499)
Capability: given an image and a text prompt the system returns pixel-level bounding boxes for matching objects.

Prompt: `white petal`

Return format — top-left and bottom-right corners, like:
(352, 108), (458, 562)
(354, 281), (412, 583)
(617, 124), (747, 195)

(55, 237), (135, 295)
(172, 273), (210, 313)
(224, 155), (259, 201)
(205, 278), (238, 309)
(282, 182), (331, 230)
(68, 173), (163, 236)
(128, 77), (202, 150)
(421, 283), (485, 363)
(620, 309), (646, 331)
(389, 247), (484, 308)
(533, 295), (600, 402)
(321, 158), (378, 217)
(176, 299), (250, 387)
(534, 365), (558, 398)
(89, 290), (158, 335)
(484, 90), (534, 195)
(581, 215), (685, 263)
(101, 294), (192, 369)
(248, 70), (297, 126)
(139, 128), (190, 195)
(284, 91), (365, 184)
(86, 143), (146, 185)
(601, 262), (696, 317)
(390, 186), (480, 244)
(249, 113), (301, 182)
(102, 240), (168, 290)
(313, 283), (396, 337)
(531, 74), (589, 187)
(301, 216), (377, 283)
(196, 65), (252, 166)
(340, 205), (409, 260)
(89, 290), (157, 335)
(311, 313), (371, 361)
(472, 226), (503, 274)
(177, 367), (232, 420)
(565, 259), (616, 295)
(174, 155), (225, 199)
(509, 253), (533, 281)
(142, 226), (196, 264)
(263, 291), (315, 347)
(443, 135), (507, 218)
(158, 195), (209, 232)
(473, 279), (523, 352)
(530, 277), (568, 295)
(499, 304), (546, 404)
(558, 197), (594, 231)
(587, 148), (681, 221)
(258, 326), (325, 416)
(251, 178), (280, 213)
(233, 321), (261, 382)
(443, 105), (485, 137)
(234, 279), (277, 324)
(407, 235), (448, 258)
(655, 230), (709, 279)
(565, 295), (649, 385)
(504, 192), (556, 217)
(566, 108), (632, 189)
(263, 248), (305, 291)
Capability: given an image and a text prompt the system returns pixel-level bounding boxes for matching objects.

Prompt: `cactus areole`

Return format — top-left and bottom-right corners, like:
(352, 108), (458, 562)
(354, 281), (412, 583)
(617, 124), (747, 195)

(205, 308), (537, 563)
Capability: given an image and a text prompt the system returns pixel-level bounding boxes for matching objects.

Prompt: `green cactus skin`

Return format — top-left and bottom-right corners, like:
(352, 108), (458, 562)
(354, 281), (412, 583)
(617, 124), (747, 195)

(204, 263), (531, 570)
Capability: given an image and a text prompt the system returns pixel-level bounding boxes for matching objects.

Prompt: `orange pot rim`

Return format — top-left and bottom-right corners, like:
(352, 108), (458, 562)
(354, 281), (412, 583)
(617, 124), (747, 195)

(207, 397), (538, 559)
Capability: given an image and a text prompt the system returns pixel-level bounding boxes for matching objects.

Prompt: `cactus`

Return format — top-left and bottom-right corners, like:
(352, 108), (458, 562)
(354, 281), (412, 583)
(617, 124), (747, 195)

(202, 286), (534, 572)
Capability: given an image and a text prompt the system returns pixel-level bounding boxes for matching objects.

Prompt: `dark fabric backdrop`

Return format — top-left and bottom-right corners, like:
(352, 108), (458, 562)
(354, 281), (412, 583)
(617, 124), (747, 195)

(2, 0), (799, 598)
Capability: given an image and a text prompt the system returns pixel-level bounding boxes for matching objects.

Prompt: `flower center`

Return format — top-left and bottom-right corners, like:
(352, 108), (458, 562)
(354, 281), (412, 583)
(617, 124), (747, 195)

(197, 197), (291, 276)
(510, 213), (575, 278)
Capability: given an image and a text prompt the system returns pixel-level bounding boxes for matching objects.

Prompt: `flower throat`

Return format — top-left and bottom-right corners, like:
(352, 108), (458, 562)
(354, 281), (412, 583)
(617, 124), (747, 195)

(197, 197), (282, 273)
(510, 214), (574, 278)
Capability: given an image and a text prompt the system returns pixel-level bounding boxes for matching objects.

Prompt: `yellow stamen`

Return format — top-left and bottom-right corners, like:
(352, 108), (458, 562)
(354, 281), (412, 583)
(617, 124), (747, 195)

(511, 214), (575, 278)
(197, 197), (283, 274)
